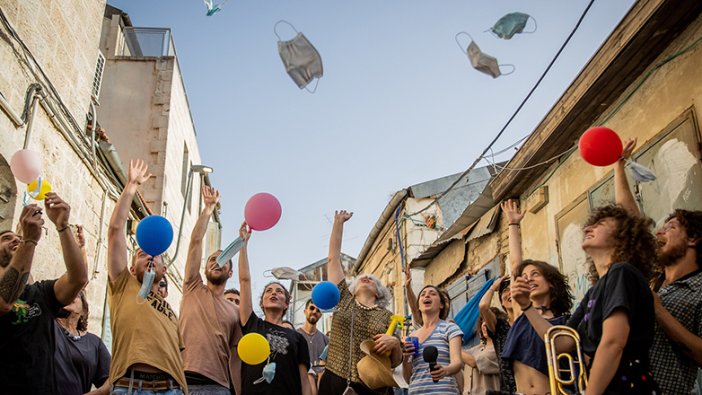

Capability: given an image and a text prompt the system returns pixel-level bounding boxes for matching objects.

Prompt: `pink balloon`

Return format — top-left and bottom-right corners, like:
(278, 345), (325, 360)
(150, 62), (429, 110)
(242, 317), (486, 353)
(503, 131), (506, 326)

(244, 193), (282, 231)
(10, 149), (42, 184)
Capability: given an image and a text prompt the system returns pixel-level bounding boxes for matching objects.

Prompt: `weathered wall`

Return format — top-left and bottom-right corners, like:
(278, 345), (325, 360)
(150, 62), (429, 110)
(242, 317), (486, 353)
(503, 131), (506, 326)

(0, 0), (114, 333)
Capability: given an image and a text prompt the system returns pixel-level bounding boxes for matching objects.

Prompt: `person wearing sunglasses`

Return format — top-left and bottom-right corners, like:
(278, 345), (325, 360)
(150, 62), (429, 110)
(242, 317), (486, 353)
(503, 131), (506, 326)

(299, 300), (329, 391)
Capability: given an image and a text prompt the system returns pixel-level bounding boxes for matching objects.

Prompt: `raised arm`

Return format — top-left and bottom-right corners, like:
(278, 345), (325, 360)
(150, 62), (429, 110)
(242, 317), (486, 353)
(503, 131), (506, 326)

(500, 200), (524, 277)
(47, 193), (88, 305)
(0, 205), (44, 315)
(237, 222), (253, 326)
(403, 262), (422, 327)
(107, 160), (151, 283)
(184, 186), (220, 286)
(614, 138), (641, 217)
(479, 275), (506, 333)
(328, 210), (352, 285)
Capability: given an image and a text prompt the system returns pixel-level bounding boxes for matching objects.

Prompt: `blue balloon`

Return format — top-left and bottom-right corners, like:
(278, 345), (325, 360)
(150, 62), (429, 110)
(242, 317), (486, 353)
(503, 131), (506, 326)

(136, 215), (173, 256)
(311, 281), (340, 311)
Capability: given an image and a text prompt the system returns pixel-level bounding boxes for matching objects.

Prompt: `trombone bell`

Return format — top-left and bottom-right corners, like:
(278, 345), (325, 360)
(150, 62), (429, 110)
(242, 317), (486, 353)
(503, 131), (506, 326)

(544, 325), (588, 395)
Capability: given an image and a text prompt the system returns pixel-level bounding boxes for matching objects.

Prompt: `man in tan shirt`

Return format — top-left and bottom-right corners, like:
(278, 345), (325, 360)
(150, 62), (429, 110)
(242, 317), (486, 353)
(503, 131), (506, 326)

(107, 159), (187, 394)
(180, 186), (242, 395)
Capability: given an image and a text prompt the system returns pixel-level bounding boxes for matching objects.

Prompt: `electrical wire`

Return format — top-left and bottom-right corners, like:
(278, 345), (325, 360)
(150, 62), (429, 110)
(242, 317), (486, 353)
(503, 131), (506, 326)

(406, 0), (597, 217)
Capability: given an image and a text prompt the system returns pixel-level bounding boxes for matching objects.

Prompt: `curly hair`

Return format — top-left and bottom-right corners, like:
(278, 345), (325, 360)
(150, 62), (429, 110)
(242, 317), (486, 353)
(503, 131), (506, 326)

(76, 291), (89, 332)
(259, 282), (291, 317)
(416, 285), (451, 320)
(515, 259), (573, 317)
(348, 274), (392, 308)
(665, 209), (702, 268)
(584, 205), (657, 281)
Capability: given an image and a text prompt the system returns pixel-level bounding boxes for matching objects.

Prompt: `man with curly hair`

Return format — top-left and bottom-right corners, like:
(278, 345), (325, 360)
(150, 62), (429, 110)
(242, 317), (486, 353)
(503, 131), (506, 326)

(513, 204), (660, 394)
(615, 138), (702, 394)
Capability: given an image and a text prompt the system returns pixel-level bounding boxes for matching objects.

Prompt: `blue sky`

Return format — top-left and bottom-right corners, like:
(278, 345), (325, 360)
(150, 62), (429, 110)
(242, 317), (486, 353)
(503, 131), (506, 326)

(108, 0), (634, 299)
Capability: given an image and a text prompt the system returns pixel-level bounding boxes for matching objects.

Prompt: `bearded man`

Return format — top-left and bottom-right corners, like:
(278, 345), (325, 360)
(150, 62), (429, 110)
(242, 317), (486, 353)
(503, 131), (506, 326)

(179, 186), (242, 395)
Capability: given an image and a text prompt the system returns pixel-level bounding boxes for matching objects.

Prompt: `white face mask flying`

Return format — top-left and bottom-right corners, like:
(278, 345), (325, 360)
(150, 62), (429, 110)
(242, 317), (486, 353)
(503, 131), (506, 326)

(264, 267), (303, 281)
(275, 20), (323, 93)
(455, 33), (514, 78)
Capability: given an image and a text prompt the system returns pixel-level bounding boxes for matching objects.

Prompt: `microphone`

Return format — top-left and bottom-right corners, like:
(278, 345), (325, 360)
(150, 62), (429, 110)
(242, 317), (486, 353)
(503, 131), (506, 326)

(423, 345), (439, 383)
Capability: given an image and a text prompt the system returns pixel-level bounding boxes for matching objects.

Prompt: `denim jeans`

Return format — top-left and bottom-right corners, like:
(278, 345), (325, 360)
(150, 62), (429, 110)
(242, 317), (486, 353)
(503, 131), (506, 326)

(111, 387), (183, 395)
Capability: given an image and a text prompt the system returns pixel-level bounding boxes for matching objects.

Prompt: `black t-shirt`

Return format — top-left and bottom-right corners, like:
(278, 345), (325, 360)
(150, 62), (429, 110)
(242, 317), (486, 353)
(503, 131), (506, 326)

(0, 280), (62, 395)
(53, 322), (111, 394)
(241, 312), (310, 395)
(567, 262), (656, 392)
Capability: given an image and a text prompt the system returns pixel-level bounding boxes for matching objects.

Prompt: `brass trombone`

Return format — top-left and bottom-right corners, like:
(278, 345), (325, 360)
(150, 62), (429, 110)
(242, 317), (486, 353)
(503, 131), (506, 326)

(544, 325), (588, 395)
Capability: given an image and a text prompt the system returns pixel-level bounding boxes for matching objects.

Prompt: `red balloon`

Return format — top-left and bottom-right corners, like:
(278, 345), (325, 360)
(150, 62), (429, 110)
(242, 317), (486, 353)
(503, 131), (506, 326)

(244, 193), (282, 231)
(578, 127), (623, 166)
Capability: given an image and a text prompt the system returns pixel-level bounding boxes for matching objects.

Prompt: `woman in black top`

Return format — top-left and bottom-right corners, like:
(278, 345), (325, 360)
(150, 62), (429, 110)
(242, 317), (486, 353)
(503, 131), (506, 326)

(512, 205), (659, 394)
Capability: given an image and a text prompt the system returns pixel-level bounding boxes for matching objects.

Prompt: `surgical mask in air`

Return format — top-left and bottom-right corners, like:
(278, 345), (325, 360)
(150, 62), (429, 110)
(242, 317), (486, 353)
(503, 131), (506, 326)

(275, 20), (323, 92)
(488, 12), (536, 40)
(455, 33), (514, 78)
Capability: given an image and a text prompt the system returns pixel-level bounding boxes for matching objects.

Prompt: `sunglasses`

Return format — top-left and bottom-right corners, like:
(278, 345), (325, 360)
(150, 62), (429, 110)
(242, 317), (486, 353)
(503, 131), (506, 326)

(307, 305), (320, 312)
(159, 281), (167, 288)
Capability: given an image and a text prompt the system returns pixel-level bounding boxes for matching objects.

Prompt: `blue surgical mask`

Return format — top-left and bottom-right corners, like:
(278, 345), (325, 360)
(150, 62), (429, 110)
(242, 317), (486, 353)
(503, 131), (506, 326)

(626, 160), (656, 183)
(275, 20), (323, 93)
(488, 12), (536, 40)
(138, 260), (156, 299)
(254, 360), (277, 385)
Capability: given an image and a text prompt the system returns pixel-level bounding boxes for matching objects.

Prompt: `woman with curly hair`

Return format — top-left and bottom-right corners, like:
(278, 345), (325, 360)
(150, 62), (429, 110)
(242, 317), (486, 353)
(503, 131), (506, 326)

(54, 290), (112, 394)
(512, 204), (660, 394)
(500, 200), (574, 395)
(319, 210), (402, 395)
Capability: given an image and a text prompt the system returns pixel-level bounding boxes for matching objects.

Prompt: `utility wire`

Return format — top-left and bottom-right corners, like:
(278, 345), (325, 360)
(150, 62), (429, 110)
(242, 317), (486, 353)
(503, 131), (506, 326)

(405, 0), (596, 218)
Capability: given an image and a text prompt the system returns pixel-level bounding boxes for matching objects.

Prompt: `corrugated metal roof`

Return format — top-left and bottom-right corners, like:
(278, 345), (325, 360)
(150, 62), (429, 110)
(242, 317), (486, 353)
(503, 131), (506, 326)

(464, 205), (501, 242)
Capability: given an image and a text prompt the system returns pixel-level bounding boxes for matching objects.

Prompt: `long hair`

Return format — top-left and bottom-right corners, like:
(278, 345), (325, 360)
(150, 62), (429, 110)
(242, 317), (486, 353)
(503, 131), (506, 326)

(515, 259), (573, 317)
(348, 274), (392, 308)
(259, 281), (291, 317)
(665, 209), (702, 268)
(416, 285), (450, 320)
(585, 205), (657, 281)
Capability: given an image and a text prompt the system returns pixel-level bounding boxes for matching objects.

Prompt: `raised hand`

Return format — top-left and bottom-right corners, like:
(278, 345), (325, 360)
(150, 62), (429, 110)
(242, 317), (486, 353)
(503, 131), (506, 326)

(490, 274), (509, 292)
(239, 222), (252, 243)
(403, 262), (412, 287)
(20, 204), (44, 243)
(621, 138), (637, 161)
(510, 276), (532, 309)
(202, 185), (220, 209)
(44, 192), (70, 229)
(128, 159), (151, 186)
(501, 199), (524, 225)
(334, 210), (353, 223)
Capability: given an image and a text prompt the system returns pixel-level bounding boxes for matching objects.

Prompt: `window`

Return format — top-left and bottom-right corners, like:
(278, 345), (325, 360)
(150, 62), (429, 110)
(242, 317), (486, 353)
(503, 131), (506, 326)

(92, 51), (105, 99)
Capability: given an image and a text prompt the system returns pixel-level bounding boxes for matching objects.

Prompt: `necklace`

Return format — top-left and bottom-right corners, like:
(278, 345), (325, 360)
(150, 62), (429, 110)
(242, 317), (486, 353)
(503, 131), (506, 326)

(62, 327), (81, 341)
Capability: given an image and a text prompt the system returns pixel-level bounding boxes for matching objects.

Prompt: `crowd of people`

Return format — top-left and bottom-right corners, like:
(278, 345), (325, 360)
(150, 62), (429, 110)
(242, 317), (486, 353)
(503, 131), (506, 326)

(0, 142), (701, 395)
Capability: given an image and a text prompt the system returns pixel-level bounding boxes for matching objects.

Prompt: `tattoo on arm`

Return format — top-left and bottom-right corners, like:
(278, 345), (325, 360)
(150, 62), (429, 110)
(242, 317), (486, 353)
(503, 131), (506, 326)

(0, 267), (30, 304)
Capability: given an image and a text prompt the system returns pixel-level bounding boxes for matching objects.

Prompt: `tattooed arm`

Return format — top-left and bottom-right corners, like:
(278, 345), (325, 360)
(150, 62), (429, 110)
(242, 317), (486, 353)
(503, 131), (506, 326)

(0, 205), (44, 315)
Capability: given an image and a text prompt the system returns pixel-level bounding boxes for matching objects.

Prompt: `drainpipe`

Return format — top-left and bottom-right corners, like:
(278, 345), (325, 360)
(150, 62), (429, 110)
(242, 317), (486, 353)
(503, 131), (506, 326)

(88, 100), (98, 167)
(168, 170), (193, 266)
(91, 190), (108, 279)
(22, 94), (41, 149)
(0, 92), (23, 126)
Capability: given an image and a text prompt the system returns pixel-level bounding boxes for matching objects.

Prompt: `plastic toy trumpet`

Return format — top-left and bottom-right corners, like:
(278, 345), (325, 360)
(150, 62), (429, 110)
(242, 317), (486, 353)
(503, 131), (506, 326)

(386, 315), (405, 335)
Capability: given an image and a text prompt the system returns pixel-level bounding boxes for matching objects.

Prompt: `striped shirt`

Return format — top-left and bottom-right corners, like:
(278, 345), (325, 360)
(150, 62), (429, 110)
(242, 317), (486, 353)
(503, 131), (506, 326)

(409, 320), (463, 394)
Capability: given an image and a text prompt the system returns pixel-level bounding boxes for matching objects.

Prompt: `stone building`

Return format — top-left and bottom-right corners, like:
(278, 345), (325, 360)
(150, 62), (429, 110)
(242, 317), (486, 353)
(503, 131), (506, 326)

(0, 0), (120, 334)
(97, 6), (222, 310)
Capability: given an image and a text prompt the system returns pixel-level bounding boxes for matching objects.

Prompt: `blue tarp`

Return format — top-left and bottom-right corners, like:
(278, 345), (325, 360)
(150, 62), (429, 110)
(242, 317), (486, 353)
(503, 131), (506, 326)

(454, 277), (496, 345)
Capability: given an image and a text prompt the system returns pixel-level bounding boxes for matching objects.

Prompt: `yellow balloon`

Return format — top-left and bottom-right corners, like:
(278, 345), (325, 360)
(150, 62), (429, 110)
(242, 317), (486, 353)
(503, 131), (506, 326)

(237, 333), (271, 365)
(27, 178), (51, 200)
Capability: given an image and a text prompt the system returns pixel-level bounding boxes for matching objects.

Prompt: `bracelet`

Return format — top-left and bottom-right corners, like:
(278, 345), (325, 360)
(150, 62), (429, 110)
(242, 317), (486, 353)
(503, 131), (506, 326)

(57, 225), (70, 233)
(508, 223), (520, 227)
(521, 302), (533, 311)
(21, 239), (38, 246)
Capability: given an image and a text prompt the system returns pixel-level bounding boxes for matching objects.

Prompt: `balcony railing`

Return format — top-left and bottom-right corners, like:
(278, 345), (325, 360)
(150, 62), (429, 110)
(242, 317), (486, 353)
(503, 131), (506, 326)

(121, 27), (175, 58)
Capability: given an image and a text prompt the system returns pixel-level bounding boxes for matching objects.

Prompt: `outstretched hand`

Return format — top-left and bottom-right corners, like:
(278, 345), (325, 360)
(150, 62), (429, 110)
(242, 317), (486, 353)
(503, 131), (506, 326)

(403, 262), (412, 287)
(239, 222), (252, 243)
(128, 159), (151, 186)
(510, 276), (532, 309)
(44, 192), (70, 229)
(501, 199), (524, 225)
(20, 204), (45, 243)
(334, 210), (353, 223)
(202, 185), (220, 208)
(621, 138), (637, 161)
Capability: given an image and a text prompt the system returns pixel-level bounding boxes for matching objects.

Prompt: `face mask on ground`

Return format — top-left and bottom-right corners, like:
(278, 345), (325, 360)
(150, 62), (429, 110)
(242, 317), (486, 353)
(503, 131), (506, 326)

(275, 20), (323, 92)
(455, 33), (515, 78)
(488, 12), (536, 39)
